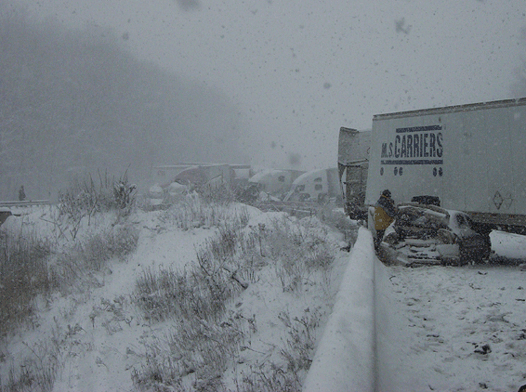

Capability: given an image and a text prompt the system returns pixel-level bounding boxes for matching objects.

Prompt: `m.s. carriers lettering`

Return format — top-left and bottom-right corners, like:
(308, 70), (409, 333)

(381, 125), (443, 165)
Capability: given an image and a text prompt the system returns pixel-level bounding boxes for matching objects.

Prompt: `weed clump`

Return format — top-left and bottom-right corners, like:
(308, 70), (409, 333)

(133, 224), (245, 323)
(264, 217), (336, 292)
(57, 171), (136, 239)
(239, 309), (321, 392)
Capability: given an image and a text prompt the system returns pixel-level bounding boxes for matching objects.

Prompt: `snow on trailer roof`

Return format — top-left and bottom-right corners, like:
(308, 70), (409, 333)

(373, 97), (526, 121)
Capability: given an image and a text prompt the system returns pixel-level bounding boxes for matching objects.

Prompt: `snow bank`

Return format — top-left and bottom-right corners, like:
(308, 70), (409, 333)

(303, 227), (375, 392)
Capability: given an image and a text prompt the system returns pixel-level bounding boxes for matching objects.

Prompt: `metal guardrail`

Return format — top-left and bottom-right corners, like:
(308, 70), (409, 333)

(253, 200), (321, 218)
(0, 200), (51, 208)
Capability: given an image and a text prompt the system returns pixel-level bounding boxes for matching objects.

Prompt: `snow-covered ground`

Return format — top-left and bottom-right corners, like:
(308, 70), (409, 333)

(2, 203), (526, 391)
(0, 203), (349, 391)
(376, 258), (526, 392)
(309, 228), (526, 392)
(376, 229), (526, 392)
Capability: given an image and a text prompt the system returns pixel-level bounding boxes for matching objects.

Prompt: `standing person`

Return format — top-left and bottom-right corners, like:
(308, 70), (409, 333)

(374, 189), (397, 250)
(18, 185), (26, 201)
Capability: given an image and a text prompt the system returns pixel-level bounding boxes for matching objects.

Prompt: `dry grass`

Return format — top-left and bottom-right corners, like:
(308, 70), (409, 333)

(158, 196), (249, 230)
(131, 211), (336, 391)
(0, 231), (53, 337)
(239, 309), (321, 392)
(48, 224), (139, 295)
(133, 224), (245, 323)
(1, 175), (140, 391)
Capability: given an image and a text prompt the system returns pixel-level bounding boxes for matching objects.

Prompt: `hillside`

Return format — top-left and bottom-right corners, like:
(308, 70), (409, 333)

(0, 198), (350, 391)
(2, 196), (526, 391)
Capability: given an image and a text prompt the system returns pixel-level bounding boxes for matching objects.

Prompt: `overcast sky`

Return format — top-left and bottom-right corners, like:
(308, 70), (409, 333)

(17, 0), (526, 170)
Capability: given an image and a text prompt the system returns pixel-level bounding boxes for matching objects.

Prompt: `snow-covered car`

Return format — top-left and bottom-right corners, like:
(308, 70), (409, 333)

(382, 203), (490, 266)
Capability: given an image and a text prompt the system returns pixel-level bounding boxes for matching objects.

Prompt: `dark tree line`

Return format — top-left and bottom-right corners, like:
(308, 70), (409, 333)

(0, 4), (246, 200)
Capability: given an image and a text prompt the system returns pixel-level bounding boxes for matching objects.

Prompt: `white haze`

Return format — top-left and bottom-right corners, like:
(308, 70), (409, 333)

(16, 0), (526, 170)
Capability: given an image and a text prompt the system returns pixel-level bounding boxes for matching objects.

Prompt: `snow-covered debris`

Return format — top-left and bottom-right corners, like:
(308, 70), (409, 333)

(376, 249), (526, 391)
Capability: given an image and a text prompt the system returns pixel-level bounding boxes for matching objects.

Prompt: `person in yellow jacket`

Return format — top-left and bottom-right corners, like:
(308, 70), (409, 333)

(374, 189), (397, 250)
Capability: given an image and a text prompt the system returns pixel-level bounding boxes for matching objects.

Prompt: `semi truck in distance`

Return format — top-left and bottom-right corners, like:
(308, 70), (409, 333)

(339, 97), (526, 264)
(146, 163), (252, 208)
(283, 168), (340, 203)
(246, 169), (305, 200)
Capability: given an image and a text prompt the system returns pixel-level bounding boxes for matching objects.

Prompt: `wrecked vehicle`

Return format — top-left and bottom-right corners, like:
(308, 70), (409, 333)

(377, 203), (491, 267)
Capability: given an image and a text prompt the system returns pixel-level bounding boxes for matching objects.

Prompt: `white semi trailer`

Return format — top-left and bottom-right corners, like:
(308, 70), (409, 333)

(341, 97), (526, 262)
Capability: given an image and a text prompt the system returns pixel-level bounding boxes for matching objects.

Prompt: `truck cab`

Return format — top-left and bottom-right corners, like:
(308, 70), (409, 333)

(284, 168), (338, 203)
(247, 169), (304, 200)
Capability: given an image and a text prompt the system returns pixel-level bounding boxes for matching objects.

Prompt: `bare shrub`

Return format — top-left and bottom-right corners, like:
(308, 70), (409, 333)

(132, 219), (259, 389)
(1, 221), (139, 390)
(231, 229), (267, 285)
(132, 262), (230, 324)
(132, 363), (189, 392)
(133, 238), (244, 323)
(133, 266), (189, 322)
(82, 224), (139, 266)
(240, 363), (299, 392)
(239, 309), (321, 392)
(113, 171), (137, 212)
(0, 176), (139, 390)
(278, 309), (320, 376)
(57, 171), (137, 239)
(134, 205), (253, 322)
(90, 296), (132, 334)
